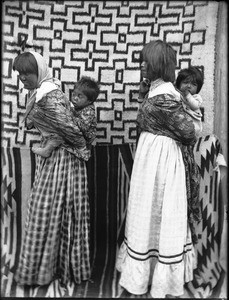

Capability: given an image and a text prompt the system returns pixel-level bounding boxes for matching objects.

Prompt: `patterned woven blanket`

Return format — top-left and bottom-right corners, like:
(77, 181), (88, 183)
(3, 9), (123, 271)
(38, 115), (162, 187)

(1, 135), (226, 298)
(2, 1), (218, 145)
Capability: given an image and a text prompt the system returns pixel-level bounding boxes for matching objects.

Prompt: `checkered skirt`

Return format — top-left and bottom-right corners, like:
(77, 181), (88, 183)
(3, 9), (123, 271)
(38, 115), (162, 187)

(14, 147), (90, 286)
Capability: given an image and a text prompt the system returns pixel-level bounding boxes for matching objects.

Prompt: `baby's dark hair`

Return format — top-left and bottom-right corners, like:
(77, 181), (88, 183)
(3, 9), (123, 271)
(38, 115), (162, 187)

(74, 76), (100, 102)
(176, 66), (204, 93)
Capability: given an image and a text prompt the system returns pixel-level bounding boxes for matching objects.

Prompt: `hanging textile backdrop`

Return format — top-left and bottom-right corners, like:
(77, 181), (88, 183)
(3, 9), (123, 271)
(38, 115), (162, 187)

(2, 0), (218, 146)
(1, 143), (135, 298)
(1, 135), (226, 298)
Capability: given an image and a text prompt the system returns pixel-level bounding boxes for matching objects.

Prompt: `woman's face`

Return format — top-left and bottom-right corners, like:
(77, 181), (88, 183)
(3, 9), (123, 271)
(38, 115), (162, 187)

(18, 72), (39, 90)
(140, 61), (148, 79)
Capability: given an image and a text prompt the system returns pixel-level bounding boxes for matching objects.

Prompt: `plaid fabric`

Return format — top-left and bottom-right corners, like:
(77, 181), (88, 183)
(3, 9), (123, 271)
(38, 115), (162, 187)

(14, 146), (90, 286)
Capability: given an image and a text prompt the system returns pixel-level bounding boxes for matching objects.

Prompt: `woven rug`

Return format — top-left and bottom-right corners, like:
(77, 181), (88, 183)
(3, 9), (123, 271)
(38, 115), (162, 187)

(185, 135), (227, 298)
(1, 135), (226, 298)
(1, 143), (136, 298)
(2, 0), (218, 146)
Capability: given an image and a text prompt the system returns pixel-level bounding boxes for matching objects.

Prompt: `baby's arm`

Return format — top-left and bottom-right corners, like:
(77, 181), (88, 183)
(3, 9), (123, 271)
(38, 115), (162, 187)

(185, 93), (203, 111)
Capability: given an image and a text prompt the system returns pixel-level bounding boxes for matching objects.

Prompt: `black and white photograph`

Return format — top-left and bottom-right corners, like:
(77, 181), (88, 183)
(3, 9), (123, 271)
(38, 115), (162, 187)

(1, 1), (227, 298)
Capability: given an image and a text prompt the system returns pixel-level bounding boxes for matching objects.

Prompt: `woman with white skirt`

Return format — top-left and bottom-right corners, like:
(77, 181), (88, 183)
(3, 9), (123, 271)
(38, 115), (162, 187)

(116, 40), (201, 298)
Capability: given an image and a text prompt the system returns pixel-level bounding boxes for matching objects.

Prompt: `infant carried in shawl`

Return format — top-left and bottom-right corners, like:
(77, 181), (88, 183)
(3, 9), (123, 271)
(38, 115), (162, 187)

(31, 76), (99, 160)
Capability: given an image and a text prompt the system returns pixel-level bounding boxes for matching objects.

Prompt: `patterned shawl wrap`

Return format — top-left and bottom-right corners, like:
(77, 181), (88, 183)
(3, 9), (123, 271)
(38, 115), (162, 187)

(22, 51), (61, 122)
(29, 90), (87, 149)
(137, 85), (201, 244)
(22, 51), (88, 151)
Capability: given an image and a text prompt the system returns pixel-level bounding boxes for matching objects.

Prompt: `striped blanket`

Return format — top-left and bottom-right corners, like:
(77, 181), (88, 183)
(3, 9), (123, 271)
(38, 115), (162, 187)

(1, 143), (135, 297)
(1, 135), (226, 298)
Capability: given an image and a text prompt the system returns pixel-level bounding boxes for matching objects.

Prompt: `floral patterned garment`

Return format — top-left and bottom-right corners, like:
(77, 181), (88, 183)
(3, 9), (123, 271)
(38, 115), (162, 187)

(27, 89), (95, 161)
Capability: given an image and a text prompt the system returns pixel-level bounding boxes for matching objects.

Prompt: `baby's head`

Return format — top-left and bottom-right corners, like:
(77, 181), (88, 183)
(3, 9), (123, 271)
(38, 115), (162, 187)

(176, 66), (204, 94)
(72, 76), (100, 109)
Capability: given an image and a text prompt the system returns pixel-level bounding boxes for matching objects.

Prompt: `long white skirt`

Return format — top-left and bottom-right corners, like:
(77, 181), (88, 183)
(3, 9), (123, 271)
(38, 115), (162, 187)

(116, 132), (196, 298)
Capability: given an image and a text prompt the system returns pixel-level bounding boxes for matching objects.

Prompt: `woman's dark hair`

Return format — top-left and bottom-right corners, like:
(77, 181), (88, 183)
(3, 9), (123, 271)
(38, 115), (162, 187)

(176, 66), (204, 93)
(13, 52), (38, 76)
(74, 76), (100, 102)
(141, 39), (177, 82)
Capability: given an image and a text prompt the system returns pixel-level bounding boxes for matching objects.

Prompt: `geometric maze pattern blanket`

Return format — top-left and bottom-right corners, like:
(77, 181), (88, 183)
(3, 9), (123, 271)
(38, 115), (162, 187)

(186, 134), (227, 298)
(1, 135), (226, 298)
(2, 1), (218, 145)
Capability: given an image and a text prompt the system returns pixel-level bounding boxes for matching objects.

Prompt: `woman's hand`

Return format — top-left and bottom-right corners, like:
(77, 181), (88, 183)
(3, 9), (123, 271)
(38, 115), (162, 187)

(139, 78), (150, 100)
(26, 117), (34, 129)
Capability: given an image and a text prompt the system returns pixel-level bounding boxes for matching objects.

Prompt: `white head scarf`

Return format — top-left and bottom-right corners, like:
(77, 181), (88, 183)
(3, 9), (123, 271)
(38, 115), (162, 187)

(22, 51), (61, 122)
(29, 51), (61, 102)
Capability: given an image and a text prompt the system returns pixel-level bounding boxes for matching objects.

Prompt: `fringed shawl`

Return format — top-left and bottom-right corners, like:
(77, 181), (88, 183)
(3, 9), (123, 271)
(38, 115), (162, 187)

(137, 80), (201, 244)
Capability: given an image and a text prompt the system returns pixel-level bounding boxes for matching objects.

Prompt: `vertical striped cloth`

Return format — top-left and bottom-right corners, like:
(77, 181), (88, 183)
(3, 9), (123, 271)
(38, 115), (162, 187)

(1, 136), (226, 298)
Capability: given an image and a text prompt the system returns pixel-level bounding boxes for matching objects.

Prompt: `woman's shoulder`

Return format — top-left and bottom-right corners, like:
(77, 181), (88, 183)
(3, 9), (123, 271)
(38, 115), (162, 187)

(149, 82), (181, 101)
(38, 88), (70, 108)
(45, 88), (69, 103)
(147, 92), (181, 106)
(46, 88), (64, 97)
